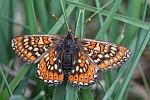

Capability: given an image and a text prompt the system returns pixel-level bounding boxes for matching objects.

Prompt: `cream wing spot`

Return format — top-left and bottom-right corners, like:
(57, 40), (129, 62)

(54, 64), (58, 70)
(35, 52), (41, 57)
(43, 46), (48, 51)
(71, 70), (75, 74)
(46, 61), (49, 66)
(79, 68), (83, 73)
(38, 37), (44, 44)
(88, 50), (93, 56)
(51, 66), (54, 71)
(48, 65), (51, 70)
(76, 66), (79, 71)
(78, 82), (83, 85)
(78, 52), (81, 56)
(48, 80), (53, 83)
(28, 46), (33, 50)
(54, 80), (59, 83)
(54, 51), (57, 55)
(44, 53), (49, 58)
(85, 59), (89, 65)
(104, 54), (110, 58)
(98, 54), (103, 58)
(78, 59), (81, 63)
(37, 70), (40, 75)
(58, 69), (62, 73)
(25, 45), (29, 48)
(83, 47), (88, 50)
(83, 68), (86, 72)
(84, 83), (88, 86)
(53, 58), (57, 61)
(23, 38), (29, 42)
(24, 42), (28, 46)
(93, 43), (100, 51)
(94, 74), (97, 78)
(45, 56), (50, 61)
(111, 46), (117, 51)
(34, 48), (39, 51)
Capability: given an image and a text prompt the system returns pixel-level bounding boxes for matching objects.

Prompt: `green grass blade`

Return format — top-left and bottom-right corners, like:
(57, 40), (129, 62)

(0, 0), (14, 64)
(138, 64), (150, 99)
(52, 78), (67, 100)
(32, 90), (45, 100)
(34, 0), (48, 33)
(87, 0), (114, 20)
(47, 0), (61, 29)
(24, 0), (38, 34)
(1, 16), (30, 29)
(80, 10), (85, 37)
(95, 0), (122, 40)
(9, 95), (25, 100)
(114, 30), (150, 100)
(103, 68), (124, 100)
(0, 64), (31, 99)
(0, 60), (13, 92)
(66, 83), (78, 100)
(0, 0), (5, 14)
(123, 0), (142, 47)
(115, 24), (126, 44)
(66, 1), (150, 30)
(75, 9), (85, 37)
(95, 0), (104, 26)
(0, 66), (13, 97)
(14, 67), (35, 95)
(140, 0), (148, 20)
(60, 0), (69, 30)
(48, 1), (77, 34)
(80, 88), (94, 100)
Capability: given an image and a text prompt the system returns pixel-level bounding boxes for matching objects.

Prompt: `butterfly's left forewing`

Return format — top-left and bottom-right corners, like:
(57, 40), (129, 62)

(12, 35), (63, 63)
(77, 38), (131, 71)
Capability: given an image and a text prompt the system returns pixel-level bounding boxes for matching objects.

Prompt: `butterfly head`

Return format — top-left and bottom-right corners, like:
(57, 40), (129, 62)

(66, 29), (73, 39)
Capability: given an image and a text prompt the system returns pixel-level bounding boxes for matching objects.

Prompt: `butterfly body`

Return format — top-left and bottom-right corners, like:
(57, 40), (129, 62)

(12, 30), (131, 88)
(61, 32), (77, 75)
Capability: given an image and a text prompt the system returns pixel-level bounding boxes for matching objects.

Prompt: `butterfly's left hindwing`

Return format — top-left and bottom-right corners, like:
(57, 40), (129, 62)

(68, 49), (98, 88)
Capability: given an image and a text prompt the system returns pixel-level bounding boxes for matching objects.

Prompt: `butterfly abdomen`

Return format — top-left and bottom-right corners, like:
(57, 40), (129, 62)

(62, 52), (72, 75)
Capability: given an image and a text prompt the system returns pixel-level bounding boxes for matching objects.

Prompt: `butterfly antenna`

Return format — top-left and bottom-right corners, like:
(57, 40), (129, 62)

(52, 14), (63, 25)
(75, 18), (91, 30)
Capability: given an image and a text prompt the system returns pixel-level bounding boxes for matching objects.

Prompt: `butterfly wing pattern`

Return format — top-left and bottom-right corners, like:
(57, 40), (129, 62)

(11, 35), (63, 63)
(77, 38), (131, 71)
(12, 30), (131, 88)
(68, 49), (98, 87)
(36, 47), (64, 86)
(12, 35), (65, 86)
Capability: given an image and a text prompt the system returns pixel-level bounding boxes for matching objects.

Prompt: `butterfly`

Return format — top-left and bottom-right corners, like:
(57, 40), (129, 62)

(11, 29), (131, 88)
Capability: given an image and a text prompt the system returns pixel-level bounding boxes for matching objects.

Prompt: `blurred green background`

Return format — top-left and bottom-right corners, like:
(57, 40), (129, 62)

(0, 0), (150, 100)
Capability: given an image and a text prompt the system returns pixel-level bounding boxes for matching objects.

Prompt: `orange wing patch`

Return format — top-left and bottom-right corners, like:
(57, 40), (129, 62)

(36, 48), (64, 86)
(79, 40), (131, 71)
(11, 35), (56, 63)
(68, 51), (98, 88)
